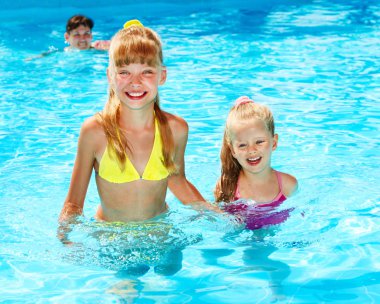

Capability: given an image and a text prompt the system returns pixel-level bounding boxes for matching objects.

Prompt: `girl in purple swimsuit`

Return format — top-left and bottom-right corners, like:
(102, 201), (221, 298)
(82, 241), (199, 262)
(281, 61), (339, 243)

(214, 96), (298, 230)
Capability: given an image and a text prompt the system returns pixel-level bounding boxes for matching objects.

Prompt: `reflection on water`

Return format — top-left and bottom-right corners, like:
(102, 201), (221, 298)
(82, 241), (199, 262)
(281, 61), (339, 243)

(60, 219), (202, 277)
(201, 226), (295, 301)
(0, 0), (379, 302)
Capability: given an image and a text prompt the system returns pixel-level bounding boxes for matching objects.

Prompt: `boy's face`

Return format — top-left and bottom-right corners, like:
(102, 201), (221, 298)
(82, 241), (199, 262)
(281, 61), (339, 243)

(64, 25), (93, 50)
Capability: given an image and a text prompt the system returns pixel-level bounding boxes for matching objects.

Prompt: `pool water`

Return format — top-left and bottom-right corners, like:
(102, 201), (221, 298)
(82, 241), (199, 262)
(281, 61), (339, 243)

(1, 0), (379, 303)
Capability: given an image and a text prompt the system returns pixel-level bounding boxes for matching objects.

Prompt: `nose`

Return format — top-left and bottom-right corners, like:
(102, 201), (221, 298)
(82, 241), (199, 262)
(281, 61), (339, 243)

(77, 32), (91, 40)
(248, 144), (258, 154)
(130, 74), (142, 86)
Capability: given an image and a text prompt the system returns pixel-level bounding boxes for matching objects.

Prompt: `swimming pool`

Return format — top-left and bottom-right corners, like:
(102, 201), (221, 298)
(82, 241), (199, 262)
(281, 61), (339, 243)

(1, 0), (379, 302)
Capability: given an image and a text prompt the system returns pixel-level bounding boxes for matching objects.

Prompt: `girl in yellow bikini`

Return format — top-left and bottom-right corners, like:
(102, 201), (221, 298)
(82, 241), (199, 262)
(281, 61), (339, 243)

(59, 20), (216, 226)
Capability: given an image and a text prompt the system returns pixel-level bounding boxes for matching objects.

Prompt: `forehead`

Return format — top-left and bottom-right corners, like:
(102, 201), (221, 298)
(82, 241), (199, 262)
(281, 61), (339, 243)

(112, 62), (161, 71)
(229, 118), (270, 140)
(115, 63), (160, 72)
(69, 25), (91, 33)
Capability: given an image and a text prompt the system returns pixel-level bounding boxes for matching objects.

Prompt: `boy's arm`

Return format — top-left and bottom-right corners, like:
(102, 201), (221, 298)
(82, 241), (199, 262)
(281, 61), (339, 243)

(25, 47), (59, 61)
(92, 40), (110, 50)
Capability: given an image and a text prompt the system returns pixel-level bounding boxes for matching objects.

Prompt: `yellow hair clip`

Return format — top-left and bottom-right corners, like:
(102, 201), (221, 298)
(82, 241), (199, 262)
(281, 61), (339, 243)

(123, 19), (144, 29)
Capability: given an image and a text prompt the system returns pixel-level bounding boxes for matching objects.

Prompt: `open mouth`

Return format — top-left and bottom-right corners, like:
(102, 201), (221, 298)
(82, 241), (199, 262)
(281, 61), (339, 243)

(247, 156), (261, 166)
(126, 91), (147, 99)
(78, 42), (89, 48)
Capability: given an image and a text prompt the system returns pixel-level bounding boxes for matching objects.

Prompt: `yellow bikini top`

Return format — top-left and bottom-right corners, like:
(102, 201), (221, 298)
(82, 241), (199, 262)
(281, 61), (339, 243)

(98, 118), (169, 183)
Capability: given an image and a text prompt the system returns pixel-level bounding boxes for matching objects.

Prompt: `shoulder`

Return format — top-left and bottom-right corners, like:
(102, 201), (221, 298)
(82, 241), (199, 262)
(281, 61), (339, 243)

(278, 171), (298, 198)
(79, 115), (106, 145)
(81, 115), (103, 134)
(163, 111), (188, 130)
(163, 111), (189, 139)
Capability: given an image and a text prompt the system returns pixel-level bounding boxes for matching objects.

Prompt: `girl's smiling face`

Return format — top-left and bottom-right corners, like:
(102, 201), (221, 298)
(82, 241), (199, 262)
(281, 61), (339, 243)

(229, 118), (278, 174)
(108, 63), (167, 110)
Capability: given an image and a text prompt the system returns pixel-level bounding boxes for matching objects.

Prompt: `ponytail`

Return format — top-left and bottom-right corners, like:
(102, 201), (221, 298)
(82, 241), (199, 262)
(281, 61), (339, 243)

(154, 98), (177, 174)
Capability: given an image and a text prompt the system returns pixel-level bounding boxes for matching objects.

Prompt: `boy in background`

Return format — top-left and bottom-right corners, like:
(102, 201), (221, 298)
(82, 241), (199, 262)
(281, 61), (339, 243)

(64, 14), (110, 51)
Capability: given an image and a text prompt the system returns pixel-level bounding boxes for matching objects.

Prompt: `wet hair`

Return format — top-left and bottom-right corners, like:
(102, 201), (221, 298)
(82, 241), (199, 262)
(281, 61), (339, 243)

(96, 25), (176, 174)
(108, 26), (163, 70)
(66, 15), (94, 33)
(214, 101), (275, 202)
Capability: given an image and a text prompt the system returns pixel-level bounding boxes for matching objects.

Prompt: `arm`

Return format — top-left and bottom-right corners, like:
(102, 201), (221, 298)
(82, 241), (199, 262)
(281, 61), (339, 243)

(59, 118), (98, 223)
(91, 40), (110, 50)
(213, 178), (221, 202)
(25, 47), (59, 61)
(167, 116), (220, 212)
(57, 119), (99, 244)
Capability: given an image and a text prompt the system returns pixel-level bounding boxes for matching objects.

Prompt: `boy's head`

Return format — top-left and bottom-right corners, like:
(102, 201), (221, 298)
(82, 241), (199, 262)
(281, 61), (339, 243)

(64, 15), (94, 50)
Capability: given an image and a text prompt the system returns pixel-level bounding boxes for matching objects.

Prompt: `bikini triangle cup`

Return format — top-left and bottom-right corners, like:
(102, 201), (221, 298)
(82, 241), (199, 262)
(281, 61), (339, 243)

(98, 117), (169, 183)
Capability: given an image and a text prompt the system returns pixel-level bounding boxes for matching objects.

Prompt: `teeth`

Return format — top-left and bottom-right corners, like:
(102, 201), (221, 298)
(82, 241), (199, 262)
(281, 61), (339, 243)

(248, 157), (260, 161)
(129, 92), (144, 97)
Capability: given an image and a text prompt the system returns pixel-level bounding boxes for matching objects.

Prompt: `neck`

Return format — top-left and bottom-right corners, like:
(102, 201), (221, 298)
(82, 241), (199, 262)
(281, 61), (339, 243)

(119, 103), (155, 130)
(241, 167), (274, 185)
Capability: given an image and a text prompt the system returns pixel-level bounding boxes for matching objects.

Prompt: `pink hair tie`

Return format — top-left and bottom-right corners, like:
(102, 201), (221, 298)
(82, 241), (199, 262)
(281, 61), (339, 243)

(235, 96), (254, 106)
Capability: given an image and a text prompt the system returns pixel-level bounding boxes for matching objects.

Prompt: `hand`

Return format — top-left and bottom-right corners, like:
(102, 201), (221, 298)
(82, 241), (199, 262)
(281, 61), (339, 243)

(57, 222), (75, 246)
(92, 40), (110, 50)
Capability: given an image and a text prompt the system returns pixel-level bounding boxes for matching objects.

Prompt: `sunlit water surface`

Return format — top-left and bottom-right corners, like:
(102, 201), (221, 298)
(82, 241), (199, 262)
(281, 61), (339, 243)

(0, 0), (379, 303)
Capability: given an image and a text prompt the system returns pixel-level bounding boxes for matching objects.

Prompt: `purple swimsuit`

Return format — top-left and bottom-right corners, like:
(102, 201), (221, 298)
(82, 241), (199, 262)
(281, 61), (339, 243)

(223, 171), (293, 230)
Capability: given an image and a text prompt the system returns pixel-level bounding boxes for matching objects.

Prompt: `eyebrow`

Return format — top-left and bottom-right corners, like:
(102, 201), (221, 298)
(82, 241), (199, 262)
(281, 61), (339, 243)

(71, 30), (91, 34)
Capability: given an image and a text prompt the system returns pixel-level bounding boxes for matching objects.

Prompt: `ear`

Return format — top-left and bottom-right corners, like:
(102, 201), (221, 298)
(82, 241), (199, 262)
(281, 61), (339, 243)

(159, 66), (167, 85)
(106, 67), (112, 85)
(272, 134), (278, 151)
(229, 143), (237, 159)
(64, 32), (69, 42)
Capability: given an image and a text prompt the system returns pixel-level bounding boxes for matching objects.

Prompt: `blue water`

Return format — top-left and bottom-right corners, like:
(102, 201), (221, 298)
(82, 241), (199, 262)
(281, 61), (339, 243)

(1, 0), (379, 303)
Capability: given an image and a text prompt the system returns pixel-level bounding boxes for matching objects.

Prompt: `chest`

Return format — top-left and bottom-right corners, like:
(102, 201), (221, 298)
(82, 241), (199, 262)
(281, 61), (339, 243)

(126, 130), (155, 173)
(237, 176), (280, 203)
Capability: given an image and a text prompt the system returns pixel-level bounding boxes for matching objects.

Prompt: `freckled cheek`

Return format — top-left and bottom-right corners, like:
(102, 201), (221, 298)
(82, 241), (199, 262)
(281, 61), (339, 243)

(234, 150), (246, 158)
(115, 78), (123, 85)
(114, 76), (130, 85)
(141, 78), (156, 87)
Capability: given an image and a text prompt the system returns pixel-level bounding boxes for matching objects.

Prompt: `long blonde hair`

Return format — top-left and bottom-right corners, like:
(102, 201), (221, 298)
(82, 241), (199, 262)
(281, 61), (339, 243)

(96, 25), (176, 174)
(215, 98), (275, 202)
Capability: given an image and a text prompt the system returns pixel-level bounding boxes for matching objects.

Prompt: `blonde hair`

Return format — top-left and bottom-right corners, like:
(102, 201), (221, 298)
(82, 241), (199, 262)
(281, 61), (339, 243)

(214, 100), (275, 202)
(96, 26), (176, 174)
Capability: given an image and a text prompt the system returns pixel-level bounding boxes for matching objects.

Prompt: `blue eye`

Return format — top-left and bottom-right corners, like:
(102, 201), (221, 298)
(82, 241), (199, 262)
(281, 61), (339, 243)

(143, 70), (154, 75)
